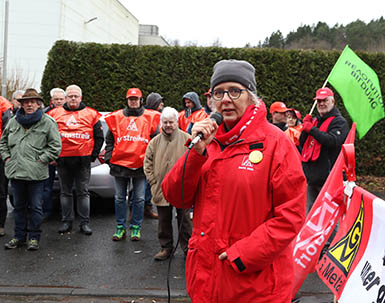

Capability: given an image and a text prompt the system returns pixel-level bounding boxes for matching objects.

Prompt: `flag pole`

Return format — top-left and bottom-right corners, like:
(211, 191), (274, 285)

(309, 72), (331, 115)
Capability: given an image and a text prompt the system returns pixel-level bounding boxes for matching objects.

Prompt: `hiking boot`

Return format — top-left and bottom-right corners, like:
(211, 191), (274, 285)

(0, 227), (5, 237)
(154, 248), (173, 261)
(27, 239), (39, 251)
(112, 225), (126, 241)
(130, 225), (141, 241)
(144, 205), (158, 219)
(4, 238), (25, 249)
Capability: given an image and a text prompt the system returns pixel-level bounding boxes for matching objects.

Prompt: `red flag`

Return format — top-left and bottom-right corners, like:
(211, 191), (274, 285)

(292, 123), (356, 298)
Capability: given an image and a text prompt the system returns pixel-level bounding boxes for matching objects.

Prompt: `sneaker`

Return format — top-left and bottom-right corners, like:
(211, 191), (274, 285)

(112, 225), (126, 241)
(130, 225), (141, 241)
(0, 227), (5, 237)
(4, 238), (25, 249)
(27, 239), (39, 251)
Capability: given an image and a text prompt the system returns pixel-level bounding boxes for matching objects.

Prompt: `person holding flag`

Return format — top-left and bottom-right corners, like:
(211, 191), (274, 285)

(300, 87), (349, 212)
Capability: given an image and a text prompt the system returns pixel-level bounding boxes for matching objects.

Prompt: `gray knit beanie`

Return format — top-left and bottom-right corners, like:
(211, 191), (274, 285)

(210, 59), (256, 92)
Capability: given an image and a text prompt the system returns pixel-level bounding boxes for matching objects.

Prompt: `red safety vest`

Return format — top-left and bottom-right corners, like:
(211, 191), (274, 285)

(49, 106), (101, 157)
(178, 109), (208, 132)
(302, 116), (335, 162)
(0, 97), (12, 138)
(105, 109), (158, 168)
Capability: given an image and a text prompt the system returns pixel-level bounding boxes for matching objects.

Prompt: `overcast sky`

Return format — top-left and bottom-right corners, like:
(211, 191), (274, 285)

(121, 0), (384, 47)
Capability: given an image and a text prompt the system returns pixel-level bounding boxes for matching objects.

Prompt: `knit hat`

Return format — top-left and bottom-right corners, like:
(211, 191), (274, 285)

(145, 92), (163, 110)
(210, 59), (257, 92)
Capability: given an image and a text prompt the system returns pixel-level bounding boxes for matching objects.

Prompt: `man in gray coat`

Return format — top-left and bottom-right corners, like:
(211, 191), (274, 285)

(144, 107), (192, 260)
(0, 89), (61, 250)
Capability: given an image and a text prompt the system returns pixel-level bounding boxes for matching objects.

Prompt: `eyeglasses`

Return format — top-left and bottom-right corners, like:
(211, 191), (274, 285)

(67, 95), (80, 99)
(212, 88), (248, 101)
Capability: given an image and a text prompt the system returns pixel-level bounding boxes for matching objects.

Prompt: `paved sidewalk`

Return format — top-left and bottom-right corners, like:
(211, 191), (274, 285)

(0, 200), (337, 303)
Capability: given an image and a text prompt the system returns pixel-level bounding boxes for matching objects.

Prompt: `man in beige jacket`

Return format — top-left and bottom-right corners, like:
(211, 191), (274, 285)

(144, 107), (192, 261)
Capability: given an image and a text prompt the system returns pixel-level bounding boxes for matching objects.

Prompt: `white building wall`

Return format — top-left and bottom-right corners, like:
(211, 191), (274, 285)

(0, 0), (139, 88)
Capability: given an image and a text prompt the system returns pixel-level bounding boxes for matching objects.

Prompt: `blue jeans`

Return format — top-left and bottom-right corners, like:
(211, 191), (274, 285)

(144, 180), (152, 207)
(114, 176), (145, 229)
(11, 179), (44, 241)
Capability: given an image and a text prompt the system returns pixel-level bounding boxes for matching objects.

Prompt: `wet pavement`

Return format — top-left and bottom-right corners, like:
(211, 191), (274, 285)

(0, 199), (336, 302)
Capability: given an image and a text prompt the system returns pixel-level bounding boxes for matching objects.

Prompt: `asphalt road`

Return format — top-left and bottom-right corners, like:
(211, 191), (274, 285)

(0, 198), (335, 303)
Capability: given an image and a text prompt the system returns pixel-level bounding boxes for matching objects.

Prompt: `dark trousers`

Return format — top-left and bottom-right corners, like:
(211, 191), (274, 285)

(57, 157), (91, 225)
(42, 164), (56, 215)
(306, 183), (323, 214)
(11, 179), (44, 241)
(156, 205), (192, 253)
(0, 159), (8, 228)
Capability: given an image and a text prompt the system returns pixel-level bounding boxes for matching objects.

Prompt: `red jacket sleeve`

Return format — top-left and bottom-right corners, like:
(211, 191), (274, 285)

(161, 148), (207, 209)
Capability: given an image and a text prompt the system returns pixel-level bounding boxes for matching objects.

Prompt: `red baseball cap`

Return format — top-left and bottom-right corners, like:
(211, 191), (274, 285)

(126, 88), (142, 98)
(288, 108), (302, 120)
(314, 87), (334, 100)
(270, 101), (289, 114)
(204, 88), (211, 97)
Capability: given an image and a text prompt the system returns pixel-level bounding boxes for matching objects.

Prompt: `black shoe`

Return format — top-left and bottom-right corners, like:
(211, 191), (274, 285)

(80, 224), (92, 235)
(58, 222), (72, 234)
(4, 238), (25, 249)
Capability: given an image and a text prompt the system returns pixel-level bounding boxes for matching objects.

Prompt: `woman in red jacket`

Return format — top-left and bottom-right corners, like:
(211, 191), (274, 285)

(162, 60), (307, 303)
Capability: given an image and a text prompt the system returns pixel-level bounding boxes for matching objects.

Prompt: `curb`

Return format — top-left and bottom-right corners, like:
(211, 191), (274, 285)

(0, 286), (188, 299)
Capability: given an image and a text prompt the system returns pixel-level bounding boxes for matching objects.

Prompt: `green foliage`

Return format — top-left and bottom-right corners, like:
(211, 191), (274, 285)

(41, 40), (385, 176)
(263, 17), (385, 52)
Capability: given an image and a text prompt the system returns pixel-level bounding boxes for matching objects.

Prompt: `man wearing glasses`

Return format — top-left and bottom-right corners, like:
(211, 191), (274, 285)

(300, 87), (349, 212)
(48, 84), (104, 235)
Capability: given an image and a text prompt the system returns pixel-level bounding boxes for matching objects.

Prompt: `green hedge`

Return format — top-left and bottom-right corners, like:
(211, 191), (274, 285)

(41, 40), (385, 176)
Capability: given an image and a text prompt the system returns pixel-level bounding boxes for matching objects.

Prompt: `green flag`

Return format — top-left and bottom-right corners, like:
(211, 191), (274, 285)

(328, 45), (385, 138)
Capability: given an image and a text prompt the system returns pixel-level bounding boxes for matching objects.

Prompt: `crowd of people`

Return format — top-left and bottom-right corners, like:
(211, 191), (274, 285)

(0, 59), (349, 302)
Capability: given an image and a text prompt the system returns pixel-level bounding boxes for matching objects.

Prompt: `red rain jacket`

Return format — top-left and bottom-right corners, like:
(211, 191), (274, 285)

(162, 102), (306, 303)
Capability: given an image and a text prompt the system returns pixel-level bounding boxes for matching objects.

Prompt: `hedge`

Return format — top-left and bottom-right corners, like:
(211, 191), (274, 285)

(41, 40), (385, 176)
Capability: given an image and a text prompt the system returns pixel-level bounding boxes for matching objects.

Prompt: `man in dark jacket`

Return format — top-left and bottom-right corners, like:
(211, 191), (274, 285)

(48, 85), (104, 235)
(300, 87), (349, 212)
(269, 101), (289, 131)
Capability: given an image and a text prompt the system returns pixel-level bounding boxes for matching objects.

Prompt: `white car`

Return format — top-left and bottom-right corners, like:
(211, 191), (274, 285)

(9, 112), (115, 202)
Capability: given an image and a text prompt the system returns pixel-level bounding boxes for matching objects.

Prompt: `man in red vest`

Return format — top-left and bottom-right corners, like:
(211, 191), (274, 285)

(104, 88), (159, 241)
(178, 91), (207, 134)
(49, 84), (104, 235)
(0, 96), (13, 237)
(300, 87), (349, 212)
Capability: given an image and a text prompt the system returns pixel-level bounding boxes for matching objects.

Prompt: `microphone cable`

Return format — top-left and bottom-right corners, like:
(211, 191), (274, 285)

(166, 112), (222, 302)
(166, 147), (191, 303)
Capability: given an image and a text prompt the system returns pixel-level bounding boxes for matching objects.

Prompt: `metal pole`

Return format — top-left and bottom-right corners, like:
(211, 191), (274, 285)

(2, 0), (9, 98)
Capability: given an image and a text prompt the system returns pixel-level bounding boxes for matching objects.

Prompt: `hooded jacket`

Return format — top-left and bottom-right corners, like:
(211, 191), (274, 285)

(178, 92), (207, 134)
(299, 105), (349, 186)
(162, 102), (306, 303)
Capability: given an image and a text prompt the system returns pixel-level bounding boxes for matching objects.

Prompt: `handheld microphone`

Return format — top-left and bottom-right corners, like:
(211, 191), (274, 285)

(188, 112), (223, 149)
